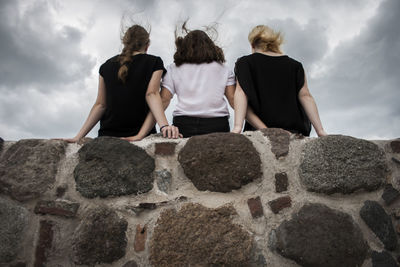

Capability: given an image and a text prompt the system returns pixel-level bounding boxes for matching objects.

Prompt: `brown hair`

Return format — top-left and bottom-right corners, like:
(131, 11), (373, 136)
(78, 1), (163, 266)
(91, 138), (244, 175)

(173, 22), (225, 66)
(118, 25), (150, 83)
(248, 25), (284, 54)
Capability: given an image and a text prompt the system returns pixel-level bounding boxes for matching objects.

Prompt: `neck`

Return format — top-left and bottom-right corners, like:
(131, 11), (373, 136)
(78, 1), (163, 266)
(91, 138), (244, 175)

(132, 50), (146, 56)
(253, 49), (283, 56)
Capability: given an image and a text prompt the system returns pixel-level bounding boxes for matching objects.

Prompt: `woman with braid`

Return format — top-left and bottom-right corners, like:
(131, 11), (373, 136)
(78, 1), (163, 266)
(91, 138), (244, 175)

(64, 25), (180, 142)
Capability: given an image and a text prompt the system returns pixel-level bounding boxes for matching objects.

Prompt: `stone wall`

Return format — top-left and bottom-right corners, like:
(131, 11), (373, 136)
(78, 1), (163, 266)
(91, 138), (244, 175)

(0, 130), (399, 267)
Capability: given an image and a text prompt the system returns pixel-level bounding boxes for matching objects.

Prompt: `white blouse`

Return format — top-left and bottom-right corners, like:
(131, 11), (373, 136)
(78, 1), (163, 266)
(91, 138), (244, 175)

(161, 62), (235, 118)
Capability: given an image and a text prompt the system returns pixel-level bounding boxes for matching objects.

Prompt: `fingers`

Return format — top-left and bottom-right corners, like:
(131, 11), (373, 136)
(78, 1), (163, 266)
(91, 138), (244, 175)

(161, 126), (181, 139)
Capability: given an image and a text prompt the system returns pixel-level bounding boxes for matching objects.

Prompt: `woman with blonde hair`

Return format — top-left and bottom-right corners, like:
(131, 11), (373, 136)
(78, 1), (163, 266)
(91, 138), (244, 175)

(63, 25), (180, 142)
(160, 22), (235, 137)
(232, 25), (327, 136)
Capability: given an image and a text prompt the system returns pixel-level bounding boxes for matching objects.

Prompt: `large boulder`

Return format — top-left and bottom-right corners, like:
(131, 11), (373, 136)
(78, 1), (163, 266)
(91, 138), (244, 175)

(0, 198), (29, 263)
(72, 206), (127, 265)
(271, 203), (368, 267)
(178, 133), (262, 192)
(74, 137), (155, 198)
(299, 135), (387, 194)
(149, 203), (254, 266)
(0, 139), (66, 201)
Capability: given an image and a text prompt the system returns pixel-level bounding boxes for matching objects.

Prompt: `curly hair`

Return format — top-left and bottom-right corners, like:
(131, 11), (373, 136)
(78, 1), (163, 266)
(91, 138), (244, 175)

(173, 22), (225, 66)
(118, 25), (150, 83)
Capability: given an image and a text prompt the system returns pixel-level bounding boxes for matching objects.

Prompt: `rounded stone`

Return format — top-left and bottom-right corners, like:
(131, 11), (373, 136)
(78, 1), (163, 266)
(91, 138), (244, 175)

(178, 133), (262, 192)
(149, 203), (254, 266)
(0, 198), (28, 263)
(272, 203), (368, 267)
(0, 139), (66, 201)
(299, 135), (387, 194)
(74, 137), (155, 198)
(72, 206), (128, 265)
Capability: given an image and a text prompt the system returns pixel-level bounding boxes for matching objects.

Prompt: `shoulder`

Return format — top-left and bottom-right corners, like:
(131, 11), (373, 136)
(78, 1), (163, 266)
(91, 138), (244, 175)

(286, 56), (303, 67)
(235, 54), (253, 65)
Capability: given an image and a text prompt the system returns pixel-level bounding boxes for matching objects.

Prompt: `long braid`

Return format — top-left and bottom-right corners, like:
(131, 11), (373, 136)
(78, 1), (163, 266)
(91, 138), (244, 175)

(118, 25), (150, 83)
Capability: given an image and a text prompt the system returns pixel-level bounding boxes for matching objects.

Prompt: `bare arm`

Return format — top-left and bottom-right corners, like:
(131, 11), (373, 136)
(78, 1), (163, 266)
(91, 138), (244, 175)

(298, 75), (327, 136)
(224, 85), (235, 109)
(63, 76), (107, 143)
(232, 82), (267, 133)
(144, 70), (180, 139)
(160, 87), (173, 110)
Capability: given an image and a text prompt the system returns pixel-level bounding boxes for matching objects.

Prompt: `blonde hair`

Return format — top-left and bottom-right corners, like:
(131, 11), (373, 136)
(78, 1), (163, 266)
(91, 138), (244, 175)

(248, 25), (283, 54)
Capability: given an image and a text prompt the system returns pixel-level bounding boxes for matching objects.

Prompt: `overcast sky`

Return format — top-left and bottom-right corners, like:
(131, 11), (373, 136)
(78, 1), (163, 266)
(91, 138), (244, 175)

(0, 0), (399, 141)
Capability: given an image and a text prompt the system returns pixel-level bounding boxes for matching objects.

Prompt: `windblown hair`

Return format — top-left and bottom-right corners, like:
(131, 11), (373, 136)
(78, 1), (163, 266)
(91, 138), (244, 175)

(248, 25), (284, 54)
(118, 25), (150, 83)
(173, 22), (225, 66)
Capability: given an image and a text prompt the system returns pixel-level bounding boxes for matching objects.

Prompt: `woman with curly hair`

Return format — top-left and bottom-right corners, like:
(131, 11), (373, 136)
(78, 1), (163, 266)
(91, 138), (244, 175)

(161, 23), (235, 137)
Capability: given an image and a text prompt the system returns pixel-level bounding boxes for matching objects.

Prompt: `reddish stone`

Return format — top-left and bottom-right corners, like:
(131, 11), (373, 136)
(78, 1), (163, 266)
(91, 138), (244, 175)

(275, 172), (289, 193)
(247, 196), (264, 218)
(391, 140), (400, 153)
(261, 128), (290, 159)
(123, 260), (138, 267)
(34, 200), (79, 218)
(269, 196), (292, 214)
(34, 220), (54, 267)
(155, 142), (176, 156)
(134, 224), (147, 252)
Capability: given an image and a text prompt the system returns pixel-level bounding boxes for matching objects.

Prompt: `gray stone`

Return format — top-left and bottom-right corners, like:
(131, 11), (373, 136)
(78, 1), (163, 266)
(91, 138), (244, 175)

(74, 137), (155, 198)
(0, 139), (66, 201)
(261, 128), (290, 159)
(272, 203), (368, 267)
(360, 201), (397, 251)
(149, 203), (254, 266)
(371, 251), (398, 267)
(0, 198), (28, 263)
(72, 206), (127, 265)
(155, 169), (172, 193)
(382, 184), (400, 206)
(299, 135), (387, 194)
(178, 133), (262, 192)
(0, 137), (3, 151)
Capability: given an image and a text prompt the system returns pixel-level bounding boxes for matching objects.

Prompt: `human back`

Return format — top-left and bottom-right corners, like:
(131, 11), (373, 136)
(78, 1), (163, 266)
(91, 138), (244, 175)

(232, 25), (327, 137)
(161, 24), (235, 137)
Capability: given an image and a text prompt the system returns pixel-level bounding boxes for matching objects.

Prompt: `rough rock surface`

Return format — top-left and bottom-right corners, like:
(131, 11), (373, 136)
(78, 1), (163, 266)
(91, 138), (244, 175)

(391, 140), (400, 153)
(272, 203), (368, 267)
(155, 169), (172, 193)
(74, 137), (155, 198)
(0, 198), (28, 263)
(0, 139), (66, 201)
(0, 137), (3, 151)
(149, 203), (254, 266)
(275, 172), (289, 193)
(261, 128), (290, 159)
(371, 251), (398, 267)
(360, 200), (398, 251)
(34, 199), (79, 218)
(154, 142), (176, 156)
(382, 184), (400, 206)
(72, 206), (128, 265)
(299, 135), (387, 194)
(178, 133), (262, 192)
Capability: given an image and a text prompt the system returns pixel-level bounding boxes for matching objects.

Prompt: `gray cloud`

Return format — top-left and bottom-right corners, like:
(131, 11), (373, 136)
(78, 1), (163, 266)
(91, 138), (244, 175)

(0, 0), (95, 90)
(312, 0), (400, 138)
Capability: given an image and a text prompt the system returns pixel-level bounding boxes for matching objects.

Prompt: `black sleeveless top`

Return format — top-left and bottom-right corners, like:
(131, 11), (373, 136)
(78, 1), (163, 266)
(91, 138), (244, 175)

(235, 53), (311, 136)
(98, 54), (166, 137)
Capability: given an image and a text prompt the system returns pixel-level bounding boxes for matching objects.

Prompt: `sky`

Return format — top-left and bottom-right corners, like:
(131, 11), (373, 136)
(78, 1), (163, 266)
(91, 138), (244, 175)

(0, 0), (399, 141)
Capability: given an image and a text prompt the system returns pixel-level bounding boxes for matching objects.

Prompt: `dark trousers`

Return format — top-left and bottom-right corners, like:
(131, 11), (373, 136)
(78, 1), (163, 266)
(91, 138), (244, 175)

(173, 116), (230, 138)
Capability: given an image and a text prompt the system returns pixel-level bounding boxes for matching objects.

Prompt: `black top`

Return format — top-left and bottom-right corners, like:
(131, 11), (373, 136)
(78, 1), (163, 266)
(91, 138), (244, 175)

(98, 54), (166, 137)
(235, 53), (311, 136)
